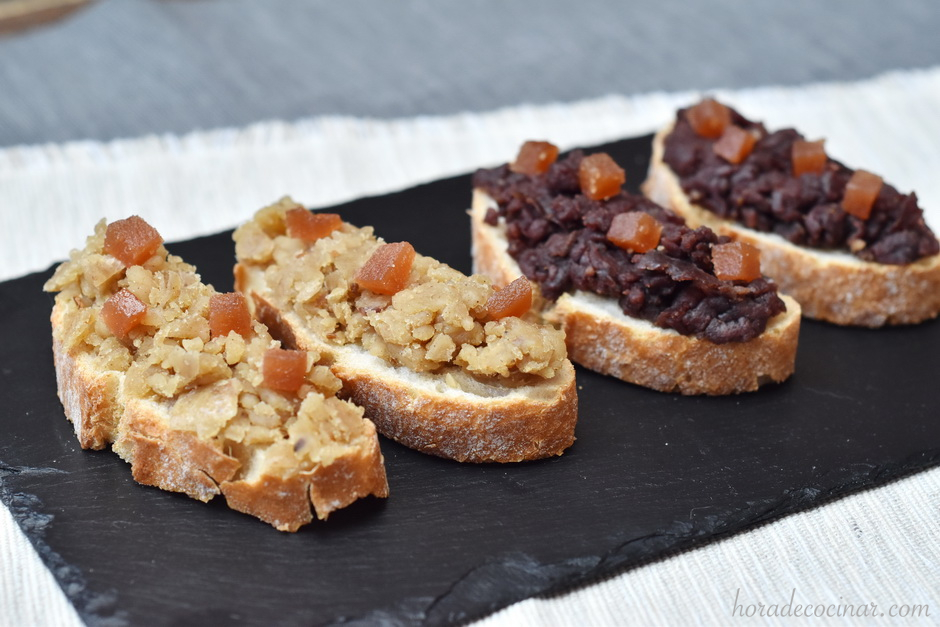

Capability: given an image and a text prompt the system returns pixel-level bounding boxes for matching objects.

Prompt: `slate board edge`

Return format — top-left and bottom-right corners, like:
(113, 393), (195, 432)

(3, 450), (937, 627)
(329, 450), (940, 626)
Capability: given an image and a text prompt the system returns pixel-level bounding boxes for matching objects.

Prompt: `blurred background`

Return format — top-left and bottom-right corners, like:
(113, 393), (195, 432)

(2, 0), (940, 146)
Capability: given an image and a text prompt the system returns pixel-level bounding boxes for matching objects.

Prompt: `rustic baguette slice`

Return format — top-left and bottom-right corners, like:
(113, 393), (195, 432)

(233, 199), (578, 463)
(45, 219), (388, 530)
(643, 123), (940, 327)
(471, 189), (801, 396)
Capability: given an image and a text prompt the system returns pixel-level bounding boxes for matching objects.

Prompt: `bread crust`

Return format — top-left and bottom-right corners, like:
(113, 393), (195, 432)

(113, 398), (241, 503)
(239, 268), (578, 463)
(50, 303), (123, 450)
(470, 189), (801, 395)
(643, 125), (940, 327)
(51, 290), (388, 531)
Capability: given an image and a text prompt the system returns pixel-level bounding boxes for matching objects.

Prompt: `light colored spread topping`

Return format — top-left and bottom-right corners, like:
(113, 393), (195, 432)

(285, 208), (343, 243)
(101, 288), (147, 340)
(45, 216), (374, 478)
(712, 241), (762, 282)
(510, 141), (560, 175)
(791, 139), (827, 177)
(687, 98), (731, 139)
(233, 198), (568, 381)
(355, 242), (416, 295)
(263, 348), (308, 392)
(842, 170), (883, 220)
(209, 293), (252, 338)
(578, 153), (625, 201)
(485, 276), (533, 321)
(607, 212), (662, 253)
(103, 216), (164, 267)
(713, 126), (757, 165)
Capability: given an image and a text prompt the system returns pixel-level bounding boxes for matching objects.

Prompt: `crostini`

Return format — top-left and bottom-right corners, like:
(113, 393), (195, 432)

(643, 98), (940, 326)
(233, 198), (578, 463)
(471, 142), (801, 396)
(44, 216), (388, 531)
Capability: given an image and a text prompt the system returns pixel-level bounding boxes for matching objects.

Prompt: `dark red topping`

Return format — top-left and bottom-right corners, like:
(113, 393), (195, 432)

(263, 348), (307, 392)
(663, 101), (938, 264)
(209, 293), (252, 338)
(285, 209), (342, 242)
(473, 150), (785, 344)
(842, 170), (883, 221)
(485, 276), (533, 320)
(355, 242), (415, 295)
(103, 216), (163, 267)
(511, 141), (560, 175)
(101, 289), (147, 340)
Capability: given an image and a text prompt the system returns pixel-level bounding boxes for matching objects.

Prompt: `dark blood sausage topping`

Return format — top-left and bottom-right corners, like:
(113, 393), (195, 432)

(473, 150), (786, 344)
(662, 103), (940, 265)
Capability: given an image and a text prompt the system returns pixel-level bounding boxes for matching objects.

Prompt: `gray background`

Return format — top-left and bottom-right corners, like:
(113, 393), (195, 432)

(1, 0), (939, 147)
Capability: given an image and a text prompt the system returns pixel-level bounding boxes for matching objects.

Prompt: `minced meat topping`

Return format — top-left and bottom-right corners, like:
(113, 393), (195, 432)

(662, 102), (939, 265)
(44, 219), (369, 473)
(233, 198), (568, 381)
(473, 151), (787, 344)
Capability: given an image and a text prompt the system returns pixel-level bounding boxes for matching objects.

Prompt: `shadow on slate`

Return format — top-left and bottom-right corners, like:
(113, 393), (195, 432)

(1, 135), (939, 627)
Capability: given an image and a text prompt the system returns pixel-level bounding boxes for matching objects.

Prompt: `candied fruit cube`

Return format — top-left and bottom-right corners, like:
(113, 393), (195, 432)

(101, 288), (147, 340)
(578, 153), (625, 201)
(510, 141), (560, 175)
(485, 276), (533, 320)
(263, 348), (307, 392)
(607, 212), (663, 253)
(103, 216), (163, 267)
(791, 139), (827, 177)
(842, 170), (883, 220)
(712, 241), (762, 282)
(686, 99), (731, 139)
(355, 242), (416, 295)
(285, 208), (342, 242)
(209, 292), (252, 338)
(713, 126), (757, 165)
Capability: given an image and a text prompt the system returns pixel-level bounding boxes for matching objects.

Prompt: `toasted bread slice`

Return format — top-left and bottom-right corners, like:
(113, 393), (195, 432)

(233, 199), (578, 463)
(644, 122), (940, 327)
(45, 218), (388, 530)
(471, 189), (801, 396)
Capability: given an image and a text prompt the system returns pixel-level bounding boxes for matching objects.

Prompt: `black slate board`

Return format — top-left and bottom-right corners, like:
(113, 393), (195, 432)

(2, 134), (939, 627)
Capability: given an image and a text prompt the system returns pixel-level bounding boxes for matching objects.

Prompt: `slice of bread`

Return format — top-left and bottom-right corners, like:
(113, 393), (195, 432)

(471, 189), (801, 396)
(233, 199), (578, 463)
(44, 219), (388, 531)
(644, 123), (940, 327)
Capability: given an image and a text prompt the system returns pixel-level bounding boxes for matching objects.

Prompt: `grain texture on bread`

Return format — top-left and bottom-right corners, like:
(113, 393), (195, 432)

(233, 199), (578, 463)
(470, 189), (801, 395)
(644, 124), (940, 327)
(45, 218), (388, 530)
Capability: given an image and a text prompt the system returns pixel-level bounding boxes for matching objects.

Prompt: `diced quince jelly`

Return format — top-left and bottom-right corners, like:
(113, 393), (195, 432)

(510, 141), (560, 175)
(101, 288), (148, 339)
(791, 139), (827, 177)
(209, 292), (252, 338)
(263, 348), (307, 392)
(713, 126), (757, 165)
(103, 216), (163, 267)
(842, 170), (883, 220)
(607, 212), (662, 253)
(355, 242), (416, 295)
(485, 276), (533, 320)
(712, 241), (762, 282)
(686, 99), (731, 139)
(285, 208), (342, 242)
(578, 153), (626, 201)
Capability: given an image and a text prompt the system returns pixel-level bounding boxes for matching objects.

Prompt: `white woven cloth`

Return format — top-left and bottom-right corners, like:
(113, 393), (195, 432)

(3, 67), (939, 626)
